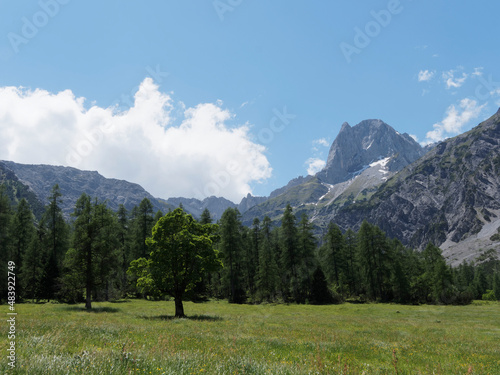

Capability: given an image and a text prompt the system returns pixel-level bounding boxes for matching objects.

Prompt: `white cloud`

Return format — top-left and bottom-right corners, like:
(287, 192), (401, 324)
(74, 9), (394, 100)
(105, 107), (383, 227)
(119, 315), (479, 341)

(472, 67), (484, 77)
(313, 138), (329, 147)
(409, 134), (418, 142)
(306, 158), (326, 175)
(442, 69), (468, 89)
(423, 98), (486, 144)
(0, 78), (272, 202)
(418, 70), (435, 82)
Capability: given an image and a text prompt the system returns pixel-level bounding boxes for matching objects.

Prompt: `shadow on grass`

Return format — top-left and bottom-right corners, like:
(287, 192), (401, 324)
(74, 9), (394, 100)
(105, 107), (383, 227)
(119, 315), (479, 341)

(61, 306), (121, 313)
(142, 314), (223, 322)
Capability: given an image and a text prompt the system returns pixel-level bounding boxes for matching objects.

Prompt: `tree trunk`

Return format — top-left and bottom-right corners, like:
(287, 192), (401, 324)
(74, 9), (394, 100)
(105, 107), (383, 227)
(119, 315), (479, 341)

(174, 294), (185, 318)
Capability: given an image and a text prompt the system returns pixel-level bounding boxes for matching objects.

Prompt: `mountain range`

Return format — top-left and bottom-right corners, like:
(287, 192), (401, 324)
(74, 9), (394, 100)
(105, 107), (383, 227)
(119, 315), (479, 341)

(2, 108), (499, 265)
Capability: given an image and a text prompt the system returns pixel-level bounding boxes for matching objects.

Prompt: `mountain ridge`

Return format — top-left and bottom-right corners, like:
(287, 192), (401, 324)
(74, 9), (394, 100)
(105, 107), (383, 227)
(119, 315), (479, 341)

(2, 109), (500, 265)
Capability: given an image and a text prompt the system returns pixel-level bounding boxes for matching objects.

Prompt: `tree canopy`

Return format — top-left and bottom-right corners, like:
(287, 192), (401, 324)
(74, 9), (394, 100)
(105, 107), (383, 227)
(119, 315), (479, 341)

(129, 208), (221, 317)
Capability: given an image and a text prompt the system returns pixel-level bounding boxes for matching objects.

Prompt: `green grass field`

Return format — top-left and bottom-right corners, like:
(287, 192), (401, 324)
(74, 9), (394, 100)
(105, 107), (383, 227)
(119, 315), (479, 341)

(2, 300), (499, 374)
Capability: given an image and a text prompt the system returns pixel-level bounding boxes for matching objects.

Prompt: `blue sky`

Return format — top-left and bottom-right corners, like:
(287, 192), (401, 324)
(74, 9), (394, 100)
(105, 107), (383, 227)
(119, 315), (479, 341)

(1, 1), (499, 202)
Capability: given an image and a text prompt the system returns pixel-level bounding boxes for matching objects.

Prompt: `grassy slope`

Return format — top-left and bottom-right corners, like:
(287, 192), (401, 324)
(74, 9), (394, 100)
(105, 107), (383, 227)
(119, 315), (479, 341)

(2, 300), (499, 374)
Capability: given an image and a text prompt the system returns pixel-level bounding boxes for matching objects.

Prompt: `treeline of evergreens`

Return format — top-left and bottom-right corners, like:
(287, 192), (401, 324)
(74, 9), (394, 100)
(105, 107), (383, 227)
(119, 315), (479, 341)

(1, 184), (500, 305)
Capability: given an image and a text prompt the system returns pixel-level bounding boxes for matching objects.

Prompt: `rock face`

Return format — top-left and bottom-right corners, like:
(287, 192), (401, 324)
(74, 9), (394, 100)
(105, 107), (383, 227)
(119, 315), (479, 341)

(238, 193), (268, 214)
(317, 119), (426, 184)
(0, 162), (45, 218)
(242, 119), (428, 226)
(0, 161), (171, 218)
(334, 109), (500, 264)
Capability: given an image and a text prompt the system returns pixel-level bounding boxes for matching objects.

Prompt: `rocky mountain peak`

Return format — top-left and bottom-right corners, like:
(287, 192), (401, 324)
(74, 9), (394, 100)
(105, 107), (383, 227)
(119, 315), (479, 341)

(317, 119), (426, 184)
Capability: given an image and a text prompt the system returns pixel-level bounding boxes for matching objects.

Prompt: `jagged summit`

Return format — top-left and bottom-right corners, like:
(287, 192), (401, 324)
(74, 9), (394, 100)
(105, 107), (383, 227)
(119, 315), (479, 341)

(317, 119), (425, 184)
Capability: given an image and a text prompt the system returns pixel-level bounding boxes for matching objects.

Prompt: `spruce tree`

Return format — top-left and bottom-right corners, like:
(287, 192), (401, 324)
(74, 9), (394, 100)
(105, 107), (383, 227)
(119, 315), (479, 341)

(21, 219), (47, 301)
(493, 272), (500, 301)
(279, 204), (299, 302)
(320, 222), (344, 290)
(116, 204), (131, 295)
(343, 228), (358, 296)
(256, 216), (278, 301)
(0, 186), (12, 302)
(42, 184), (69, 300)
(296, 213), (316, 302)
(200, 208), (212, 224)
(357, 221), (377, 299)
(132, 198), (155, 258)
(219, 207), (245, 303)
(310, 266), (332, 305)
(68, 194), (119, 309)
(11, 198), (35, 294)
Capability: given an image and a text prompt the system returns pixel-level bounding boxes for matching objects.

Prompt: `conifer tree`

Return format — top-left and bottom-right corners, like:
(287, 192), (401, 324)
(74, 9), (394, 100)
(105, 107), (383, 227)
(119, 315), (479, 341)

(256, 216), (278, 301)
(200, 208), (212, 224)
(0, 186), (12, 302)
(41, 184), (69, 300)
(310, 266), (332, 305)
(67, 194), (119, 309)
(131, 198), (155, 258)
(11, 199), (35, 284)
(343, 228), (359, 295)
(219, 207), (245, 303)
(296, 213), (316, 302)
(279, 204), (299, 302)
(21, 219), (47, 301)
(116, 204), (131, 294)
(493, 272), (500, 301)
(320, 222), (344, 290)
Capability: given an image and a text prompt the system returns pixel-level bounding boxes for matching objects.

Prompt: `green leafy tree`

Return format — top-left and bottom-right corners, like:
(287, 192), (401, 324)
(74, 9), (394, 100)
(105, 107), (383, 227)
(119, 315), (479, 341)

(128, 208), (221, 317)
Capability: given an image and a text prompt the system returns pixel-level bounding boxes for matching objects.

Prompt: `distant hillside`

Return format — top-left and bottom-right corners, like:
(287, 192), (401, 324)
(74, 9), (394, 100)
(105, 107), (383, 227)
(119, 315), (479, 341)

(0, 161), (173, 218)
(0, 161), (266, 222)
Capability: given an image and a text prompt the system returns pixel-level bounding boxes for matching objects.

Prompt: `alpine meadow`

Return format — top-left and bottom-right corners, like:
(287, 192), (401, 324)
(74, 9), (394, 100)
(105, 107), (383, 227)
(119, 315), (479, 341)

(2, 1), (500, 374)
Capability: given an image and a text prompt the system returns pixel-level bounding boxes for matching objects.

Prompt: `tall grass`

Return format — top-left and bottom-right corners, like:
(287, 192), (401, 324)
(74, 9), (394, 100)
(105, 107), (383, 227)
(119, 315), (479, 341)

(1, 300), (499, 374)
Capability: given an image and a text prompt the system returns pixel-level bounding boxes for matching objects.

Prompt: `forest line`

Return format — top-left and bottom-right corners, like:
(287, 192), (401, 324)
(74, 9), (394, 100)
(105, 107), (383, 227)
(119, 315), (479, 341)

(1, 184), (499, 310)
